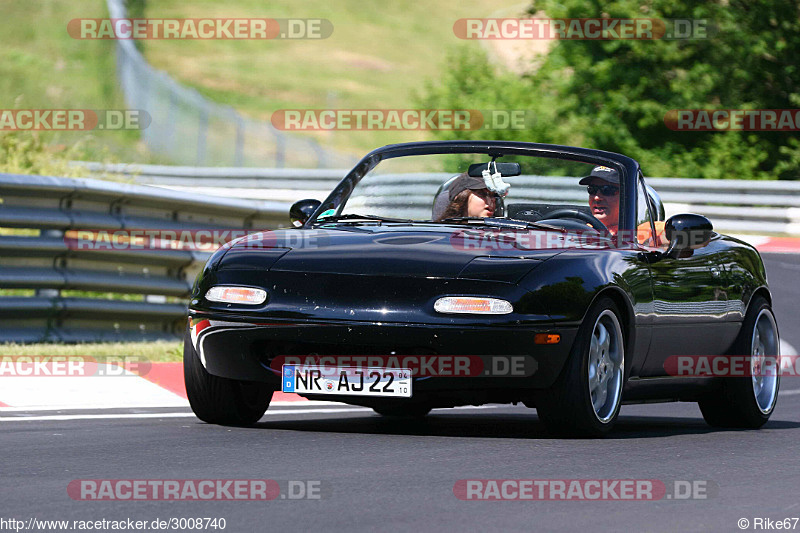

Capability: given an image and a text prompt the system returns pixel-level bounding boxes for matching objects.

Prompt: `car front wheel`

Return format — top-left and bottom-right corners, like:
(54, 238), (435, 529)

(183, 329), (274, 426)
(535, 297), (626, 437)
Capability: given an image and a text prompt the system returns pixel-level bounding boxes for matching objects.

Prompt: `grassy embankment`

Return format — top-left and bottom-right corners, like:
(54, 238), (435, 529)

(0, 0), (161, 167)
(141, 0), (525, 157)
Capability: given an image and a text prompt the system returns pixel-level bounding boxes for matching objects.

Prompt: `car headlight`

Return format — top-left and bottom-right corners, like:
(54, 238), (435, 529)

(205, 286), (267, 305)
(434, 296), (513, 315)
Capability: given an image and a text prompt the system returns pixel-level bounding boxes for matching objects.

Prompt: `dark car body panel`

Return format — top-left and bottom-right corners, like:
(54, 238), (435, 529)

(187, 141), (771, 408)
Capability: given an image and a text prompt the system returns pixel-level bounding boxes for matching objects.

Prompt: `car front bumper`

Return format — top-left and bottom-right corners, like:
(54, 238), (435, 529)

(188, 312), (578, 405)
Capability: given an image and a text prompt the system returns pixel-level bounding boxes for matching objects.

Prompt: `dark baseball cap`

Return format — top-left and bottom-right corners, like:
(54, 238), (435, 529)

(448, 173), (489, 201)
(579, 165), (620, 185)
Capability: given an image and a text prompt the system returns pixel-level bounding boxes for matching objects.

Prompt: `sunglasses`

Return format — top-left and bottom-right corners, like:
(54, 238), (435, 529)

(587, 184), (619, 196)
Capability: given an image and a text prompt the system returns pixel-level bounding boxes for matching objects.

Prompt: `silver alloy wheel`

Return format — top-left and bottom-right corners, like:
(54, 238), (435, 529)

(587, 310), (625, 423)
(751, 309), (780, 414)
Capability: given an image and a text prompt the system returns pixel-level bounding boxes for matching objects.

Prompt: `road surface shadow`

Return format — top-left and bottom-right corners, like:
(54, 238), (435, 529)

(253, 410), (800, 440)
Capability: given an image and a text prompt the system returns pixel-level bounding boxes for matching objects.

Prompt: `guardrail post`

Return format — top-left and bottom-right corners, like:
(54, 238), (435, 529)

(36, 229), (63, 299)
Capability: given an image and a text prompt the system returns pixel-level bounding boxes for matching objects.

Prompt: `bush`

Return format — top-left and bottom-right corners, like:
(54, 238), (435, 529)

(420, 0), (800, 180)
(0, 131), (89, 177)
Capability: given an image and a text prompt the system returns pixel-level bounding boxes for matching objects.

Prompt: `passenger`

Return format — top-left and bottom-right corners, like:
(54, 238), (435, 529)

(434, 173), (496, 221)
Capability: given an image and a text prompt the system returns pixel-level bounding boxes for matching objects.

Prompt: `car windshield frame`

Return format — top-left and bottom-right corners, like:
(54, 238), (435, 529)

(307, 141), (640, 240)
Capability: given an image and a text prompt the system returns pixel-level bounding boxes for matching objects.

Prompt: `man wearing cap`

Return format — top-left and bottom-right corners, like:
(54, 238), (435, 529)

(580, 166), (620, 236)
(580, 165), (668, 245)
(433, 172), (496, 221)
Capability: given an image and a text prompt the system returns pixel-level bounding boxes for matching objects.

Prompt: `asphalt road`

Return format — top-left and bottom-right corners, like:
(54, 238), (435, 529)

(2, 253), (799, 533)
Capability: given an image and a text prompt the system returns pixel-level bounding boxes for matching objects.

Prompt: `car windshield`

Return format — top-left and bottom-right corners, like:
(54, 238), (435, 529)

(315, 151), (625, 234)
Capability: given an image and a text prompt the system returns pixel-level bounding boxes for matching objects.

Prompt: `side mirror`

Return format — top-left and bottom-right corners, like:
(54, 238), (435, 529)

(289, 199), (321, 228)
(664, 213), (713, 256)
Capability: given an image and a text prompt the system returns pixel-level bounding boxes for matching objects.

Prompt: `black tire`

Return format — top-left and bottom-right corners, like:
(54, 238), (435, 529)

(373, 405), (432, 418)
(184, 329), (274, 426)
(698, 296), (780, 429)
(535, 297), (626, 437)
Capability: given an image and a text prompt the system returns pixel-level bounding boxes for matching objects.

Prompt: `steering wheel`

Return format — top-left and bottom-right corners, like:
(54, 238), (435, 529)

(542, 209), (607, 232)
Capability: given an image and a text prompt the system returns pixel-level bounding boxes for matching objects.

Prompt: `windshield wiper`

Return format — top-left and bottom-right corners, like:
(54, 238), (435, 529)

(434, 217), (563, 231)
(315, 213), (415, 224)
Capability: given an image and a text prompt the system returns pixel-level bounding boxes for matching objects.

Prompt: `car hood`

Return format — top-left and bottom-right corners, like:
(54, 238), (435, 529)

(220, 225), (570, 282)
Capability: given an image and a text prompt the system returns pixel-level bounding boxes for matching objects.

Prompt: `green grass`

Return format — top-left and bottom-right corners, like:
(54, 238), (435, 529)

(0, 341), (182, 362)
(0, 0), (528, 163)
(0, 1), (157, 164)
(141, 0), (525, 156)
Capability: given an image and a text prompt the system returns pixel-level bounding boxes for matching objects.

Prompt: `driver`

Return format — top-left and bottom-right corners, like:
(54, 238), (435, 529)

(433, 173), (496, 221)
(579, 166), (669, 245)
(580, 166), (620, 236)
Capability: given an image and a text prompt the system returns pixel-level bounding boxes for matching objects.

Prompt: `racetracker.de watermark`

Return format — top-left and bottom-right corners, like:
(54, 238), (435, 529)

(68, 18), (333, 39)
(664, 355), (798, 377)
(454, 479), (717, 500)
(67, 479), (327, 501)
(449, 228), (647, 252)
(665, 109), (800, 131)
(453, 18), (711, 40)
(63, 229), (320, 252)
(270, 109), (531, 131)
(0, 356), (150, 377)
(0, 109), (149, 131)
(272, 355), (538, 378)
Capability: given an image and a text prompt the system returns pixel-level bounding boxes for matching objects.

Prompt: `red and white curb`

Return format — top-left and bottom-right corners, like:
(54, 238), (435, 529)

(732, 234), (800, 253)
(0, 362), (312, 411)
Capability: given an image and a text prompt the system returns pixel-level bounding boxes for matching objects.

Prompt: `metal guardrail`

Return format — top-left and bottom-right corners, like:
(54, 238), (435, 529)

(5, 166), (800, 343)
(78, 163), (800, 235)
(0, 173), (288, 343)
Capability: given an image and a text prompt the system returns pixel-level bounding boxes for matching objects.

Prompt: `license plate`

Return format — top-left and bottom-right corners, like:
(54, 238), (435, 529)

(282, 365), (412, 398)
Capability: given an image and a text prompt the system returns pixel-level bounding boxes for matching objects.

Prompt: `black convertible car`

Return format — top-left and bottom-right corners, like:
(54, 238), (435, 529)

(184, 141), (780, 436)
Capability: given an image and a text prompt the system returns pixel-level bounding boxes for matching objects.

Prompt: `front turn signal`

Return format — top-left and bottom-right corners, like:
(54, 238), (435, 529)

(205, 286), (267, 305)
(434, 296), (513, 315)
(534, 333), (561, 345)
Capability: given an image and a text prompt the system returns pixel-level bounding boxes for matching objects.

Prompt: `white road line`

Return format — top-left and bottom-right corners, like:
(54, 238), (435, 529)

(0, 407), (373, 422)
(779, 389), (800, 396)
(0, 404), (187, 412)
(0, 412), (199, 422)
(0, 400), (333, 412)
(0, 404), (501, 422)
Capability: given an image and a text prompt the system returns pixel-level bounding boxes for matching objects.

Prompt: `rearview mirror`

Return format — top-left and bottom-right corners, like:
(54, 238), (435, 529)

(664, 213), (713, 256)
(468, 162), (521, 177)
(290, 199), (321, 227)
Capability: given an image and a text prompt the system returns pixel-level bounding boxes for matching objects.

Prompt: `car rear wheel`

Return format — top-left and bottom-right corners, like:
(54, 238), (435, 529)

(698, 296), (779, 428)
(535, 297), (626, 437)
(184, 329), (274, 426)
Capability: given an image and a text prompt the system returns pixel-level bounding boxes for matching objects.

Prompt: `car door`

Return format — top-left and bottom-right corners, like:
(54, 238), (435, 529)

(635, 178), (735, 377)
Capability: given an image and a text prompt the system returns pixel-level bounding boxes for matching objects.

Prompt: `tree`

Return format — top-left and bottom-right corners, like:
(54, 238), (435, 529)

(420, 0), (800, 179)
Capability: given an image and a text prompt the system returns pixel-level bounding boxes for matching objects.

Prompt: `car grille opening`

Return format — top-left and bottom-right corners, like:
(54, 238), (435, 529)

(252, 340), (438, 368)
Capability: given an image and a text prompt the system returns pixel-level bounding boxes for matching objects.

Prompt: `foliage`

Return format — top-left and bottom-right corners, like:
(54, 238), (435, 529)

(0, 131), (90, 177)
(420, 0), (800, 179)
(0, 1), (151, 164)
